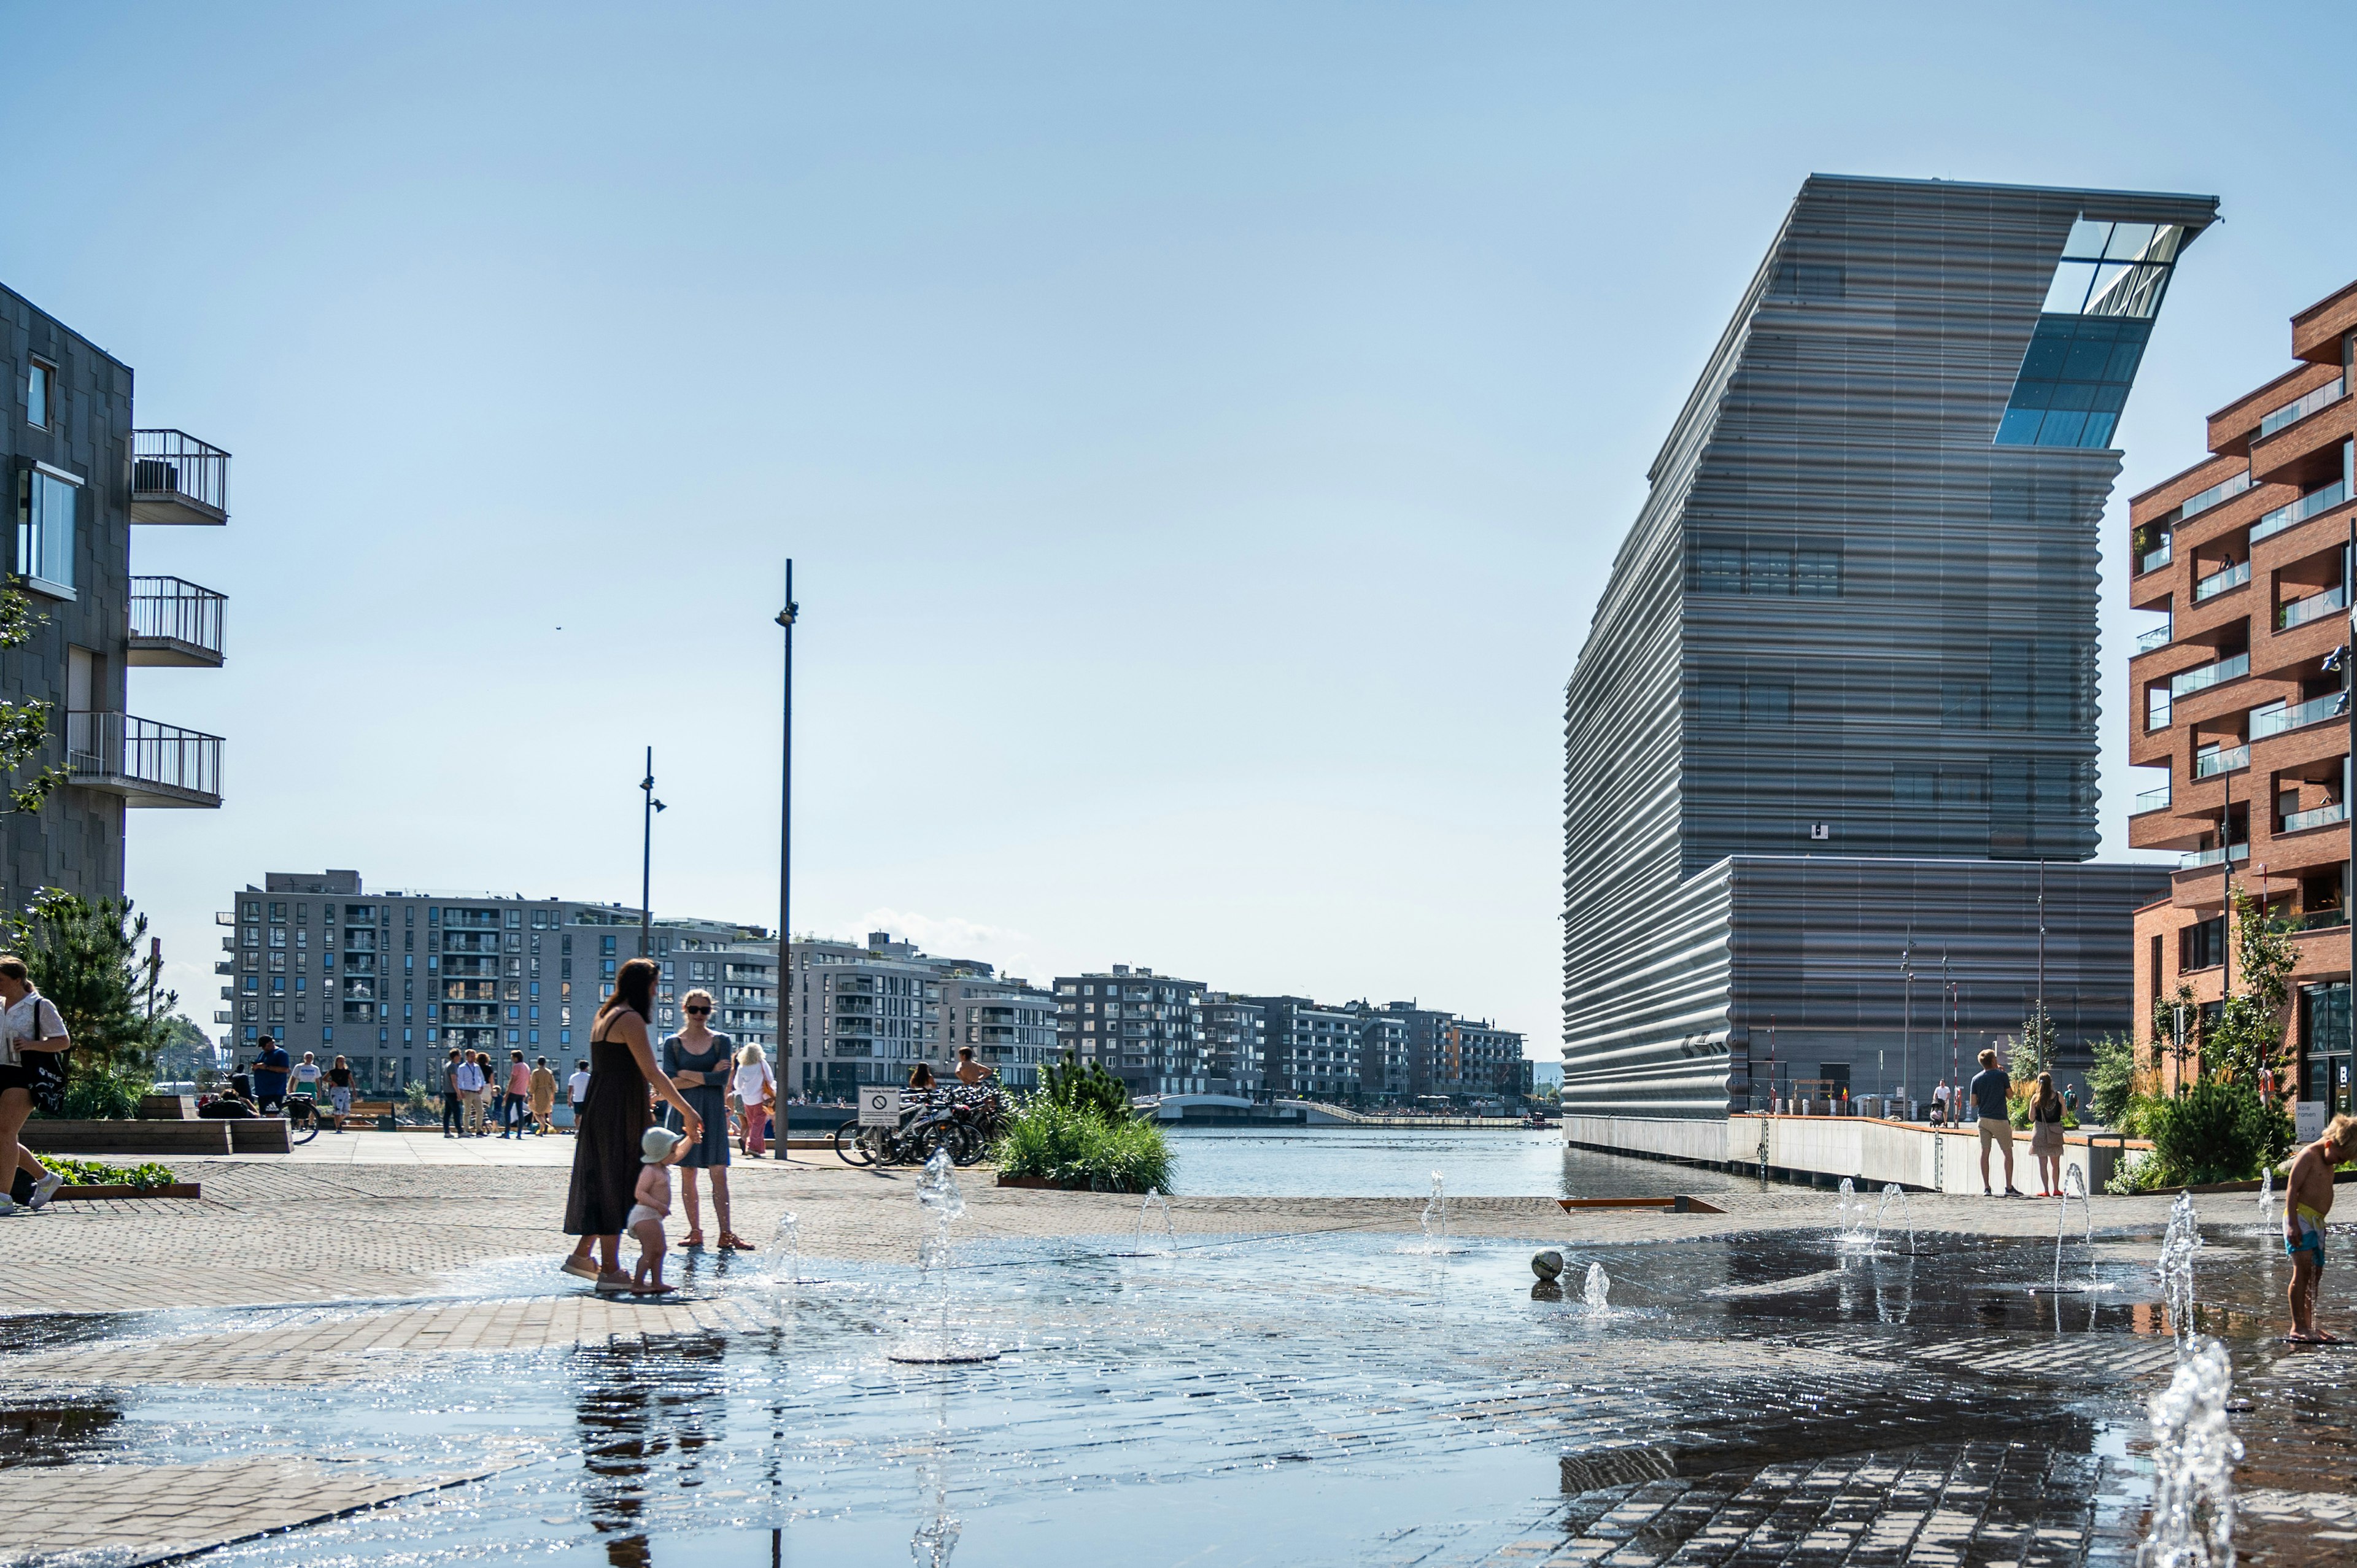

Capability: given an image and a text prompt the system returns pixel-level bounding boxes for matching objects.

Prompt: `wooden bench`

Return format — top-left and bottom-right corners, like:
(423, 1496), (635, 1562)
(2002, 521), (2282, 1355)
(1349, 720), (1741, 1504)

(23, 1119), (231, 1155)
(138, 1094), (198, 1121)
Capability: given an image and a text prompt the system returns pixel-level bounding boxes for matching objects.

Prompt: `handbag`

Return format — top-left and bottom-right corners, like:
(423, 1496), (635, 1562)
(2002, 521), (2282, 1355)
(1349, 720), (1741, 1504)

(22, 996), (69, 1116)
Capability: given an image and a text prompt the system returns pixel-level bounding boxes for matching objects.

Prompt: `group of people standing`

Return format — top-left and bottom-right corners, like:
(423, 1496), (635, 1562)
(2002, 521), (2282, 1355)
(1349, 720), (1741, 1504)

(562, 961), (781, 1293)
(442, 1048), (560, 1138)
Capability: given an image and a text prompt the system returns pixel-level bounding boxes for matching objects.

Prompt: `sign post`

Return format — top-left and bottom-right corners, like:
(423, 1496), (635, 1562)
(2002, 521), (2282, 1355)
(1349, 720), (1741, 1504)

(2297, 1099), (2328, 1147)
(859, 1085), (899, 1127)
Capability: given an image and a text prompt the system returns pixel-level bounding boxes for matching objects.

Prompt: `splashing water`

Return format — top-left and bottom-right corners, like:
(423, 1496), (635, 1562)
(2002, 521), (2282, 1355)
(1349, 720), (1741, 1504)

(765, 1210), (800, 1297)
(2255, 1167), (2275, 1231)
(2158, 1191), (2204, 1351)
(1405, 1171), (1453, 1254)
(891, 1149), (997, 1364)
(2046, 1165), (2093, 1293)
(2137, 1337), (2241, 1568)
(1134, 1189), (1177, 1257)
(1582, 1261), (1611, 1315)
(1873, 1183), (1913, 1254)
(1834, 1177), (1878, 1247)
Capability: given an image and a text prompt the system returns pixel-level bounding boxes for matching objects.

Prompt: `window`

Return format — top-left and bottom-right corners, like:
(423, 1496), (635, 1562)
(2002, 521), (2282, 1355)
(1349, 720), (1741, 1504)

(1996, 221), (2183, 450)
(1698, 683), (1743, 725)
(1941, 682), (1989, 728)
(17, 466), (78, 591)
(1746, 549), (1792, 596)
(1747, 684), (1790, 724)
(26, 361), (52, 428)
(2146, 686), (2172, 732)
(2181, 916), (2226, 972)
(1692, 546), (1743, 594)
(1793, 551), (1841, 597)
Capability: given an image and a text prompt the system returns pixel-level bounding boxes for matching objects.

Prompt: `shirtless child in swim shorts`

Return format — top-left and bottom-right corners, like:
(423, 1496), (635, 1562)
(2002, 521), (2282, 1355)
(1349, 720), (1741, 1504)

(2283, 1112), (2357, 1344)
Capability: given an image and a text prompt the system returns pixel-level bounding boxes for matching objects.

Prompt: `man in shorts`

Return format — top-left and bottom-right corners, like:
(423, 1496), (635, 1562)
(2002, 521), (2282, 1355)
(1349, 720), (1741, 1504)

(2285, 1113), (2357, 1344)
(252, 1038), (292, 1113)
(1968, 1047), (2021, 1197)
(567, 1058), (592, 1134)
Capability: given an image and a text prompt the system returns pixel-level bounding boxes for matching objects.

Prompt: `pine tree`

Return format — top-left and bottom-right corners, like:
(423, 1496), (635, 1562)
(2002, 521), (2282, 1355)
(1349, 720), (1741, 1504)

(2, 890), (177, 1084)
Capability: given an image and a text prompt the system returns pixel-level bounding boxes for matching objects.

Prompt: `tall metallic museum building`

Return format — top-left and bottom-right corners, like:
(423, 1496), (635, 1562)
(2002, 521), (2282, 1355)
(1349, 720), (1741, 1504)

(1562, 176), (2216, 1118)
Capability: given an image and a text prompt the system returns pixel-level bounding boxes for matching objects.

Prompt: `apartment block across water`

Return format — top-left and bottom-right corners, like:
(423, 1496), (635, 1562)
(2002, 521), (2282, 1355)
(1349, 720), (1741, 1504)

(2126, 279), (2357, 1115)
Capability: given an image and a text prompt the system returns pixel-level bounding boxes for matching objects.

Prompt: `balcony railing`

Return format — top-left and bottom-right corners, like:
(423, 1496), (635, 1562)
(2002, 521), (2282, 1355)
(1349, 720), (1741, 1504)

(2139, 539), (2173, 574)
(2283, 801), (2350, 834)
(129, 430), (231, 525)
(2194, 560), (2251, 601)
(2194, 744), (2249, 779)
(2179, 842), (2250, 870)
(2252, 479), (2349, 543)
(2279, 584), (2348, 631)
(2180, 469), (2253, 522)
(2133, 783), (2172, 813)
(2170, 652), (2249, 699)
(2299, 907), (2351, 932)
(2253, 691), (2348, 739)
(127, 576), (226, 666)
(2258, 376), (2345, 439)
(2135, 620), (2173, 654)
(64, 711), (222, 808)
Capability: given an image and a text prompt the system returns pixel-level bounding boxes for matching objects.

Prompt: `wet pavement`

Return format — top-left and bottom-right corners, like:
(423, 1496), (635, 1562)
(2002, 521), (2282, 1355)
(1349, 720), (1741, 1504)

(2, 1164), (2353, 1565)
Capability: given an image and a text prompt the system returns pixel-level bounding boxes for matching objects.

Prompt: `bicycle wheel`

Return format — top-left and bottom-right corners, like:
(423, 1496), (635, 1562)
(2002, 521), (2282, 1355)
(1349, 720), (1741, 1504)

(833, 1119), (875, 1166)
(285, 1102), (319, 1145)
(946, 1121), (986, 1168)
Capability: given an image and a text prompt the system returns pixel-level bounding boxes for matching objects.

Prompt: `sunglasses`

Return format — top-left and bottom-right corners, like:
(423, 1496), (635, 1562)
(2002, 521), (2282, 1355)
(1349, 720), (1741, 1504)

(685, 1005), (711, 1014)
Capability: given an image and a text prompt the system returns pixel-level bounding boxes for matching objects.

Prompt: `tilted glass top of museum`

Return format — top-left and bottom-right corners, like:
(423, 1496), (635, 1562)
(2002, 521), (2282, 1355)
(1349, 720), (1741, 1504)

(1562, 176), (2218, 1118)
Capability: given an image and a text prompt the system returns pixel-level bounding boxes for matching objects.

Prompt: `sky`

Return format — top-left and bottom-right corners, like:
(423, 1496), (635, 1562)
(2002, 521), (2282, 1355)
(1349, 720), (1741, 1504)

(4, 1), (2356, 1061)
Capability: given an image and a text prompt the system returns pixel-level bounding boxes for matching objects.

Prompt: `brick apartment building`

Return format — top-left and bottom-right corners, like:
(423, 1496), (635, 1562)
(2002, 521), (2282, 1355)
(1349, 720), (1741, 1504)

(2127, 278), (2357, 1116)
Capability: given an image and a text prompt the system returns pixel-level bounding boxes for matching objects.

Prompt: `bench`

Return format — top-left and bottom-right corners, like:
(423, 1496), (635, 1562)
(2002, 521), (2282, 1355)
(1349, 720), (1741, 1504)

(23, 1119), (231, 1155)
(138, 1094), (198, 1121)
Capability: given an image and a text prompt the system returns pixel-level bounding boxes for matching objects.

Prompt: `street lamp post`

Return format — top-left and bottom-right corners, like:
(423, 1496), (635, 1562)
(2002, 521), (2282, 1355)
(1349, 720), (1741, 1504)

(777, 560), (798, 1086)
(640, 747), (665, 951)
(1900, 934), (1913, 1117)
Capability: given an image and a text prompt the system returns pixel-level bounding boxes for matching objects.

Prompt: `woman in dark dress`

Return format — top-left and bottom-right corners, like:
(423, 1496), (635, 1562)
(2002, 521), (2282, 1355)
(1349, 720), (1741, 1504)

(563, 958), (702, 1291)
(660, 987), (746, 1251)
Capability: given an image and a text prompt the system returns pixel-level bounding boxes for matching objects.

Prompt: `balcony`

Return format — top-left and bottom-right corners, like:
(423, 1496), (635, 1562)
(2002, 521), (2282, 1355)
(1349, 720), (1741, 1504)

(2258, 376), (2345, 440)
(129, 430), (230, 526)
(2253, 692), (2348, 740)
(2193, 745), (2248, 779)
(2299, 908), (2351, 932)
(2139, 539), (2173, 574)
(2170, 652), (2250, 700)
(2279, 585), (2348, 632)
(127, 576), (227, 666)
(2180, 469), (2253, 522)
(2179, 842), (2250, 870)
(2283, 801), (2350, 834)
(2194, 560), (2251, 601)
(2252, 479), (2348, 543)
(2134, 783), (2172, 814)
(2135, 620), (2173, 654)
(64, 712), (222, 808)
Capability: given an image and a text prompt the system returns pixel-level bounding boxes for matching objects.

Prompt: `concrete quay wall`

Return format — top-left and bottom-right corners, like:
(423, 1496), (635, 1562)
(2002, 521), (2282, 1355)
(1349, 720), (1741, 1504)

(1562, 1113), (2138, 1196)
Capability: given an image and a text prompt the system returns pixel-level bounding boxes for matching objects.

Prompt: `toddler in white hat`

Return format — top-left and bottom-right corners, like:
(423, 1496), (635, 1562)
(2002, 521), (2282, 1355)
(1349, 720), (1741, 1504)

(628, 1124), (687, 1296)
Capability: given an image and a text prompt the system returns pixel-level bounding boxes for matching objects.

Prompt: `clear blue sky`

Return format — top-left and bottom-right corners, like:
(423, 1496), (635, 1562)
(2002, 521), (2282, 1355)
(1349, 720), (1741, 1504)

(4, 2), (2353, 1058)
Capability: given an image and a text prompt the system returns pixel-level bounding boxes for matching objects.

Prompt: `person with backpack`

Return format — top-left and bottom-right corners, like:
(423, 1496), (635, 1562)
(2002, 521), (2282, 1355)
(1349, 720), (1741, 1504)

(0, 954), (69, 1214)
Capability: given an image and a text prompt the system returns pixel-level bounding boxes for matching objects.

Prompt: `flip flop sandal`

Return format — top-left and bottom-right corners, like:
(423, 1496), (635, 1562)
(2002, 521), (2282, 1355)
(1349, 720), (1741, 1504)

(592, 1273), (634, 1295)
(560, 1256), (600, 1281)
(682, 1232), (707, 1249)
(718, 1232), (752, 1251)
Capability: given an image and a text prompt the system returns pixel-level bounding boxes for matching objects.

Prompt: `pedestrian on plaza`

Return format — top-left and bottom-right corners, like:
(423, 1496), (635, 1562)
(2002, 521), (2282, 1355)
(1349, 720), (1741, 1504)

(475, 1051), (498, 1136)
(1970, 1047), (2021, 1197)
(0, 956), (69, 1214)
(563, 957), (703, 1292)
(2028, 1071), (2067, 1197)
(566, 1058), (590, 1134)
(1931, 1079), (1951, 1127)
(325, 1055), (354, 1132)
(253, 1037), (292, 1113)
(455, 1051), (487, 1135)
(733, 1042), (776, 1157)
(2283, 1113), (2357, 1344)
(288, 1051), (323, 1106)
(660, 989), (746, 1249)
(2259, 1062), (2278, 1106)
(441, 1051), (464, 1138)
(503, 1049), (532, 1139)
(529, 1056), (557, 1135)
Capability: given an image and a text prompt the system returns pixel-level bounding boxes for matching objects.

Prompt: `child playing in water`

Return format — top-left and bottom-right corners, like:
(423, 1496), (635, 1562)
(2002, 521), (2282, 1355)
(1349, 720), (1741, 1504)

(2284, 1112), (2357, 1344)
(629, 1125), (687, 1296)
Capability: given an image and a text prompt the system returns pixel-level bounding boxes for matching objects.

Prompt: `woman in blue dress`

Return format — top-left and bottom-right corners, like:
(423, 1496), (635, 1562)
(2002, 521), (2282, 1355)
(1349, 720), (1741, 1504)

(661, 987), (746, 1249)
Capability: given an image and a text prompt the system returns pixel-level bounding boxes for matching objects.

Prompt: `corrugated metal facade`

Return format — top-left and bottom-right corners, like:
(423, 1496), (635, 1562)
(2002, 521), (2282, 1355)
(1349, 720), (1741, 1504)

(1562, 175), (2216, 1118)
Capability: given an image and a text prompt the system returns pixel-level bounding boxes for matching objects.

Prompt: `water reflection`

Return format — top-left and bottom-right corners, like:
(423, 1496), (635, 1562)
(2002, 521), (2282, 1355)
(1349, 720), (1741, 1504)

(575, 1330), (730, 1566)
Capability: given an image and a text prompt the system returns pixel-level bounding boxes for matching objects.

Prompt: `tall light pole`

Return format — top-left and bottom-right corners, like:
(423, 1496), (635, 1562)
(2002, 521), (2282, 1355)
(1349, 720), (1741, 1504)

(1900, 932), (1913, 1114)
(640, 747), (665, 951)
(777, 561), (798, 1086)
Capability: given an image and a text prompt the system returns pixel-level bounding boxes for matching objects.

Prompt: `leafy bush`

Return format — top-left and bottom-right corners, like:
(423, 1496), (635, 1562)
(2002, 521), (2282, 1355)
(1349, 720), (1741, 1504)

(992, 1097), (1173, 1193)
(1037, 1054), (1134, 1123)
(403, 1079), (436, 1121)
(58, 1068), (145, 1121)
(2147, 1079), (2289, 1186)
(2086, 1032), (2138, 1126)
(37, 1156), (177, 1190)
(2105, 1149), (2162, 1195)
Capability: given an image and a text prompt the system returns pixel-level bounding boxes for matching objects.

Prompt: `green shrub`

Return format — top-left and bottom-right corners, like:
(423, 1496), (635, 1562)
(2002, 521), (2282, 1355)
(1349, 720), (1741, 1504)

(2105, 1149), (2162, 1195)
(2086, 1032), (2138, 1126)
(58, 1069), (145, 1121)
(403, 1079), (436, 1120)
(2147, 1079), (2289, 1186)
(37, 1156), (177, 1190)
(993, 1097), (1172, 1193)
(1037, 1054), (1134, 1122)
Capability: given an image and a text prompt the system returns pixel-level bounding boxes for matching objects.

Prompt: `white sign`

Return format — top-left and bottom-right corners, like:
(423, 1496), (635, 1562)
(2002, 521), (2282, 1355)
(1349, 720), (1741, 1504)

(2296, 1099), (2328, 1146)
(1808, 823), (1831, 841)
(858, 1086), (900, 1127)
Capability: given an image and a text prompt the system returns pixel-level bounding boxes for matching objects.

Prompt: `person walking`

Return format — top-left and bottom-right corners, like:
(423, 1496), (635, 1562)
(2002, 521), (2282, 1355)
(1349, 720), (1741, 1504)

(1970, 1047), (2021, 1197)
(1930, 1079), (1951, 1127)
(566, 1057), (590, 1134)
(2284, 1113), (2357, 1343)
(288, 1051), (323, 1106)
(441, 1050), (464, 1138)
(0, 955), (69, 1214)
(563, 959), (702, 1292)
(733, 1042), (776, 1157)
(502, 1049), (532, 1139)
(253, 1038), (292, 1113)
(2028, 1071), (2067, 1197)
(660, 989), (746, 1249)
(325, 1055), (354, 1133)
(455, 1051), (487, 1136)
(529, 1056), (557, 1135)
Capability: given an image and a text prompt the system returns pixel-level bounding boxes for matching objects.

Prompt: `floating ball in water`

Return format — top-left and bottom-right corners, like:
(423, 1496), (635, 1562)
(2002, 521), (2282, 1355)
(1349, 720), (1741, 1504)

(1532, 1249), (1564, 1281)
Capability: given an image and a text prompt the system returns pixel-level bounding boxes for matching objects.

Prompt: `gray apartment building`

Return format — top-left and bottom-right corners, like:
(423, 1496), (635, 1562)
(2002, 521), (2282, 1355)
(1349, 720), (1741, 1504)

(784, 931), (1049, 1098)
(4, 284), (227, 910)
(223, 871), (776, 1095)
(936, 970), (1059, 1091)
(1201, 993), (1266, 1096)
(1053, 966), (1210, 1096)
(1562, 175), (2212, 1117)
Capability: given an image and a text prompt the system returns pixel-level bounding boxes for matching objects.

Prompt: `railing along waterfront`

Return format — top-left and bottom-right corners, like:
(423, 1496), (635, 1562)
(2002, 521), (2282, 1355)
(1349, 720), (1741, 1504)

(2283, 801), (2350, 834)
(2194, 560), (2250, 601)
(2253, 691), (2349, 739)
(2178, 841), (2250, 871)
(2253, 479), (2348, 543)
(128, 576), (226, 656)
(2170, 653), (2248, 699)
(2193, 745), (2249, 779)
(2258, 376), (2345, 439)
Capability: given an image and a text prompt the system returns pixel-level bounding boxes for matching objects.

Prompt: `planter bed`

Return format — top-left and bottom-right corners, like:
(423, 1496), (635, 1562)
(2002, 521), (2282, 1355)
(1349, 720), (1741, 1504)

(997, 1174), (1154, 1193)
(54, 1183), (202, 1200)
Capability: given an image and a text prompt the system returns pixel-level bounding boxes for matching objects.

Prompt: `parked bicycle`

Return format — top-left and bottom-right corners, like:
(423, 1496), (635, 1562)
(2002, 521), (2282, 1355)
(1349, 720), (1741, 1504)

(832, 1089), (993, 1168)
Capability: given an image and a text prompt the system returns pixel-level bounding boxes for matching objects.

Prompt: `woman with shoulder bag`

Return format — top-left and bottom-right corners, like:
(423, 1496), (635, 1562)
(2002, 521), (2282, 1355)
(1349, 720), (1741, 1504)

(0, 954), (71, 1213)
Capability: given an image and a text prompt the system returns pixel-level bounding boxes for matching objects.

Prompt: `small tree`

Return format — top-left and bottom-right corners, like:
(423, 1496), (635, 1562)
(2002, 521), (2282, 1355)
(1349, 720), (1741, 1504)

(1, 890), (179, 1084)
(2209, 892), (2296, 1086)
(2086, 1032), (2138, 1126)
(2007, 1004), (2058, 1081)
(2151, 979), (2200, 1085)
